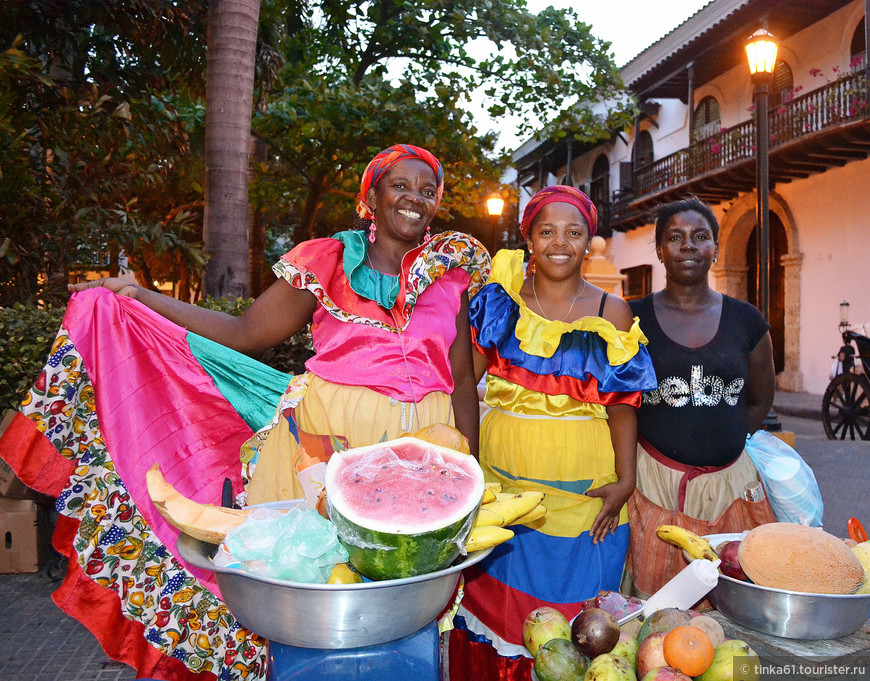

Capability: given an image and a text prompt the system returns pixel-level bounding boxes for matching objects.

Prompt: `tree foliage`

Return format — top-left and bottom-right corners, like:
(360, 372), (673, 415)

(0, 1), (208, 305)
(250, 0), (635, 241)
(0, 0), (634, 303)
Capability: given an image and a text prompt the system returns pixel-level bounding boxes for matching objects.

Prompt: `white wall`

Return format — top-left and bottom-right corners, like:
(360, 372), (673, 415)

(775, 157), (870, 393)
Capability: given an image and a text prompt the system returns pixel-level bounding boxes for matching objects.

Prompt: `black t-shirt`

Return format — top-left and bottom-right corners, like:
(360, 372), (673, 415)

(629, 294), (769, 467)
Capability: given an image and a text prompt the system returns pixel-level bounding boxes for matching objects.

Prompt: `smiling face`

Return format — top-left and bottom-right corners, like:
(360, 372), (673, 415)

(526, 201), (590, 280)
(656, 210), (719, 284)
(365, 158), (439, 245)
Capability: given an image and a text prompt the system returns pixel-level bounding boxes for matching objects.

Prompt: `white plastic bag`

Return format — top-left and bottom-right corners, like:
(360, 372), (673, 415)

(744, 430), (824, 527)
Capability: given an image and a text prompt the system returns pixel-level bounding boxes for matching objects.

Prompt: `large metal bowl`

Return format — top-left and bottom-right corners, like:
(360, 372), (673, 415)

(701, 533), (870, 640)
(176, 528), (492, 649)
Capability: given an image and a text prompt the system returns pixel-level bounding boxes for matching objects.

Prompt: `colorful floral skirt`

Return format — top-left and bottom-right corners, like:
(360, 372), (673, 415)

(0, 289), (456, 681)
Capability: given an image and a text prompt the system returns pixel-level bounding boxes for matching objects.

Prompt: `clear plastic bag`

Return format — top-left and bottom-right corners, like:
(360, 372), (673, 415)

(745, 430), (824, 527)
(222, 506), (349, 582)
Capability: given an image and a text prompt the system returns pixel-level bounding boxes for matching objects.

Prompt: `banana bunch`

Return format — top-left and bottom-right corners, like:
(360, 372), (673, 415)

(655, 524), (719, 562)
(465, 484), (548, 553)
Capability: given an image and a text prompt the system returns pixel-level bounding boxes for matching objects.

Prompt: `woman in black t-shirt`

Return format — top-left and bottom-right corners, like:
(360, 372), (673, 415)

(624, 197), (777, 598)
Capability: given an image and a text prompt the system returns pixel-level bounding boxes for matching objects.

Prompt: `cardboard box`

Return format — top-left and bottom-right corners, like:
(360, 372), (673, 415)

(0, 497), (51, 574)
(0, 457), (25, 497)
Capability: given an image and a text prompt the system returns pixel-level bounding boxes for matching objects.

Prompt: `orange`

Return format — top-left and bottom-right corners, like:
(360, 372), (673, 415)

(663, 625), (715, 677)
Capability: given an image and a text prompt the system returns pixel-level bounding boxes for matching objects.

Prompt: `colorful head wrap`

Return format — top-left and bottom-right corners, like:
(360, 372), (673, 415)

(520, 185), (599, 240)
(356, 144), (445, 220)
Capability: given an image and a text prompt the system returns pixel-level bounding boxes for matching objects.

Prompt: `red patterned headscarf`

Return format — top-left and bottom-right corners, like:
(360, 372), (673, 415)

(520, 185), (599, 240)
(356, 144), (445, 220)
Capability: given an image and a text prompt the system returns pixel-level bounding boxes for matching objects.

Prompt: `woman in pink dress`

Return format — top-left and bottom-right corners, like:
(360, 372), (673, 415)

(0, 144), (490, 681)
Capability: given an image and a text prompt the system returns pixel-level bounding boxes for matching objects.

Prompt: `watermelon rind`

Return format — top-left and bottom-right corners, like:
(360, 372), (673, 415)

(324, 437), (484, 581)
(328, 503), (478, 580)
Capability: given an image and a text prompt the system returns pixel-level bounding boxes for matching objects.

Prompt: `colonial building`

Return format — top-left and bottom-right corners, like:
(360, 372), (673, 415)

(513, 0), (870, 395)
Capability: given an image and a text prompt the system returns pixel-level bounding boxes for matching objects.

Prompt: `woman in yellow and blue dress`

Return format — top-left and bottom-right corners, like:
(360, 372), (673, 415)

(448, 186), (657, 680)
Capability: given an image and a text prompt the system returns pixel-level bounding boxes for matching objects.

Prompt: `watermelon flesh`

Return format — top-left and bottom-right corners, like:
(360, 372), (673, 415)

(325, 437), (484, 580)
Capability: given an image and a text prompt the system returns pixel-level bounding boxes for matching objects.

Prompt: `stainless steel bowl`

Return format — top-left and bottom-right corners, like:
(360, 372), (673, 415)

(702, 533), (870, 640)
(176, 531), (493, 649)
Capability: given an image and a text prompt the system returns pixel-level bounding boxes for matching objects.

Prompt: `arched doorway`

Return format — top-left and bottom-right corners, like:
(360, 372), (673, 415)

(746, 214), (787, 373)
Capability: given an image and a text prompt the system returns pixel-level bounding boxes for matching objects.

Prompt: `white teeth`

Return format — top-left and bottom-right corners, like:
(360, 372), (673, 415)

(398, 209), (421, 219)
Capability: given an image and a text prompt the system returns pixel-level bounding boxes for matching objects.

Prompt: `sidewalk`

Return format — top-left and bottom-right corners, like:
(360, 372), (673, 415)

(773, 389), (823, 421)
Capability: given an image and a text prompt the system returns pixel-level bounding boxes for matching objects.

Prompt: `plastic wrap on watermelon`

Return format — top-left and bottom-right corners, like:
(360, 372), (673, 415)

(221, 506), (349, 583)
(324, 438), (485, 580)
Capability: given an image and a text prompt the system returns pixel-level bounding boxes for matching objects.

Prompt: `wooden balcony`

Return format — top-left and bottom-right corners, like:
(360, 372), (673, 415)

(607, 72), (870, 231)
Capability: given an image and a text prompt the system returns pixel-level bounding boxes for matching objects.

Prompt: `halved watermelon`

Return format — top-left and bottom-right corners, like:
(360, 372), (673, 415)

(324, 437), (484, 580)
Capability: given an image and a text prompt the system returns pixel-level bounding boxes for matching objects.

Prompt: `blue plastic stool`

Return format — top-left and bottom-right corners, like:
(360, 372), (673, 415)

(266, 620), (441, 681)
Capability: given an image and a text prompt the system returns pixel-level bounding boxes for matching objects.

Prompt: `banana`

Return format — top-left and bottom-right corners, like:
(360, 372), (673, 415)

(474, 507), (506, 528)
(480, 490), (545, 527)
(485, 481), (502, 495)
(465, 525), (514, 553)
(146, 465), (253, 544)
(655, 524), (719, 562)
(482, 487), (497, 504)
(510, 503), (547, 526)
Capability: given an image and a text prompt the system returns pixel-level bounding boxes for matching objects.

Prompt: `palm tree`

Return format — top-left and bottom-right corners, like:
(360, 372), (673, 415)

(202, 0), (261, 297)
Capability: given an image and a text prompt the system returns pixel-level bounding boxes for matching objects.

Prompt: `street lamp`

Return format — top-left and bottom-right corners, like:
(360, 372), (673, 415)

(486, 196), (505, 217)
(746, 28), (780, 432)
(486, 196), (505, 253)
(745, 27), (778, 323)
(840, 301), (851, 331)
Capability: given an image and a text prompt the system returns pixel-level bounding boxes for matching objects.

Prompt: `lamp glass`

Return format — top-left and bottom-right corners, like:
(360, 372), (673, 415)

(486, 197), (505, 216)
(840, 301), (851, 325)
(745, 28), (778, 75)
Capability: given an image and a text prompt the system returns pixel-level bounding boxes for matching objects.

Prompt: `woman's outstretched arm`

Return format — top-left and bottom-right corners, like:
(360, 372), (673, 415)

(69, 277), (317, 356)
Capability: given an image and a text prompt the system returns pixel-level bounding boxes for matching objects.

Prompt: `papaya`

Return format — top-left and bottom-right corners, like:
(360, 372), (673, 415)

(401, 423), (470, 454)
(146, 465), (252, 544)
(738, 523), (865, 594)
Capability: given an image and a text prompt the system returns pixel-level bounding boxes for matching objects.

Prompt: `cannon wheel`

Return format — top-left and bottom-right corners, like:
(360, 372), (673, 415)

(822, 373), (870, 440)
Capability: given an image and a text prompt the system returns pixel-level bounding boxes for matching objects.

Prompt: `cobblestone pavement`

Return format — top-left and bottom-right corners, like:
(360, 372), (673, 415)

(0, 561), (139, 681)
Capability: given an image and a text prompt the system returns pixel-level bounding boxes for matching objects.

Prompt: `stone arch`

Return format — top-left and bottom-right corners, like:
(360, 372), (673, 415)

(843, 4), (867, 66)
(713, 191), (804, 390)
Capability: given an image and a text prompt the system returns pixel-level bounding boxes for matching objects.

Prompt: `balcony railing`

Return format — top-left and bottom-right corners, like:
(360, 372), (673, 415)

(617, 72), (870, 220)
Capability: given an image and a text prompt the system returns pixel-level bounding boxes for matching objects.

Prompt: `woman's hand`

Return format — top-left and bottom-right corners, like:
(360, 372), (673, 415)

(68, 277), (140, 298)
(585, 478), (633, 544)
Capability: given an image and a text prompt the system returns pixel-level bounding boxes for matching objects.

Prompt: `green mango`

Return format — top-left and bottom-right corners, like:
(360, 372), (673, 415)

(533, 638), (589, 681)
(695, 639), (760, 681)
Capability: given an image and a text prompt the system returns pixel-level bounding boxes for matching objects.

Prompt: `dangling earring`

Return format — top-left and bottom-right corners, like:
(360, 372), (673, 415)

(713, 256), (718, 262)
(368, 219), (377, 243)
(528, 255), (536, 275)
(424, 225), (431, 242)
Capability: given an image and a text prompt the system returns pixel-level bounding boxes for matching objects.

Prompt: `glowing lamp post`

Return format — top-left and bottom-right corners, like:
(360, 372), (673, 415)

(486, 196), (505, 217)
(745, 28), (778, 323)
(485, 196), (505, 253)
(746, 28), (781, 431)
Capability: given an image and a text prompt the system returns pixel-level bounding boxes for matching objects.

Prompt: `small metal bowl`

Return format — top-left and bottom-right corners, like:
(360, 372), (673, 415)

(176, 529), (492, 649)
(701, 533), (870, 640)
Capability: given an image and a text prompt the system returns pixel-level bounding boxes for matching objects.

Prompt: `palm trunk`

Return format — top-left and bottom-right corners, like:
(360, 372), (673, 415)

(202, 0), (261, 298)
